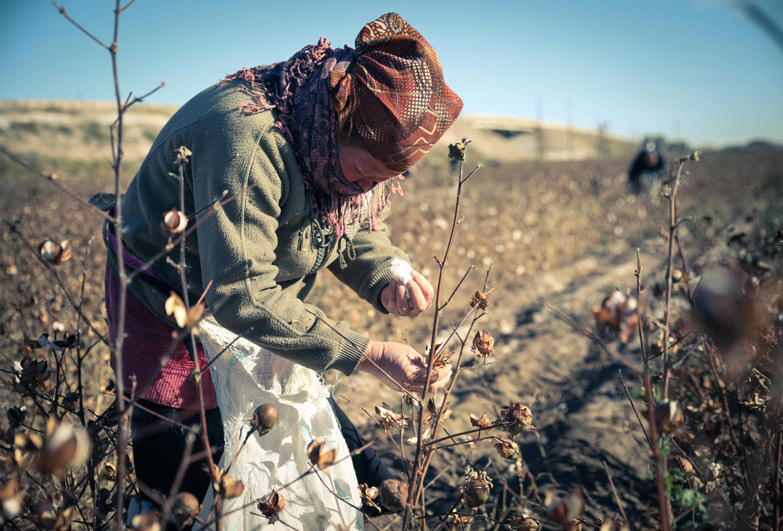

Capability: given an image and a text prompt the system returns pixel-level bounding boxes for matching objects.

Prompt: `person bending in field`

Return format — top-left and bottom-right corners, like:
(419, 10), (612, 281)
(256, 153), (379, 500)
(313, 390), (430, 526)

(628, 140), (666, 194)
(96, 11), (460, 528)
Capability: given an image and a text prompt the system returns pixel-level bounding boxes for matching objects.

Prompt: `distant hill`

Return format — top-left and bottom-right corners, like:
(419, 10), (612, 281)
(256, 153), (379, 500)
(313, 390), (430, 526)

(0, 99), (639, 164)
(440, 115), (638, 162)
(0, 100), (174, 163)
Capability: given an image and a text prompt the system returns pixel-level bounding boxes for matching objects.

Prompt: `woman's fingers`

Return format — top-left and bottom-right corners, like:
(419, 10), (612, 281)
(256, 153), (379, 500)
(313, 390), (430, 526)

(395, 280), (411, 312)
(405, 271), (433, 316)
(407, 362), (452, 393)
(382, 280), (405, 315)
(360, 341), (453, 394)
(381, 271), (434, 317)
(406, 282), (426, 314)
(381, 280), (414, 316)
(411, 270), (434, 305)
(429, 364), (453, 391)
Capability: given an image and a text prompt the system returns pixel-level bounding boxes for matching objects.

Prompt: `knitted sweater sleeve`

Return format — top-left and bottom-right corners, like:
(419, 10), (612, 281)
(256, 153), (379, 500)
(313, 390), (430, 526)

(190, 120), (368, 376)
(328, 206), (410, 314)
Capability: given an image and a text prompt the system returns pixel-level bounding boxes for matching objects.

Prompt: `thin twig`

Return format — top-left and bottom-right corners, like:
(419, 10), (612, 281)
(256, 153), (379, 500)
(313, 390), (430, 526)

(661, 156), (696, 399)
(196, 325), (253, 377)
(603, 460), (628, 523)
(112, 82), (166, 122)
(703, 337), (749, 483)
(107, 393), (200, 434)
(200, 431), (387, 526)
(169, 159), (220, 530)
(119, 0), (139, 13)
(619, 370), (651, 448)
(433, 305), (481, 360)
(406, 160), (481, 526)
(304, 309), (422, 405)
(342, 398), (406, 457)
(425, 422), (507, 447)
(438, 265), (475, 311)
(0, 145), (114, 223)
(125, 182), (259, 283)
(544, 301), (642, 373)
(52, 2), (109, 49)
(73, 236), (99, 526)
(635, 249), (671, 530)
(3, 221), (109, 345)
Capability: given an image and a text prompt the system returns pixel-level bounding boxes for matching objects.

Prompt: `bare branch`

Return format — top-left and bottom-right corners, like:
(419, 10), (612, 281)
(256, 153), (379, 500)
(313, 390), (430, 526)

(3, 220), (110, 345)
(52, 2), (110, 49)
(0, 144), (114, 223)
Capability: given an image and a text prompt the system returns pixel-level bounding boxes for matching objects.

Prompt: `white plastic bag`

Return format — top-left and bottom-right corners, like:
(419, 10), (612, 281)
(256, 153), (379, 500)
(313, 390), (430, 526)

(194, 318), (363, 530)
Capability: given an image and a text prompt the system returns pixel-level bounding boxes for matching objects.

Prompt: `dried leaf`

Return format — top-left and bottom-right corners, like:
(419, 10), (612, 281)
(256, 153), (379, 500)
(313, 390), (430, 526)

(173, 146), (192, 166)
(257, 491), (285, 518)
(358, 483), (381, 511)
(222, 477), (245, 499)
(471, 330), (495, 357)
(375, 403), (408, 430)
(470, 290), (490, 310)
(164, 292), (204, 329)
(307, 439), (337, 470)
(494, 437), (520, 460)
(448, 138), (471, 162)
(500, 403), (534, 436)
(469, 412), (491, 429)
(405, 428), (430, 445)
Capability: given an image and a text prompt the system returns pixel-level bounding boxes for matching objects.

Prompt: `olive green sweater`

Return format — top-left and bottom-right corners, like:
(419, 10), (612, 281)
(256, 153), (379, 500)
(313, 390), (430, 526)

(115, 80), (408, 376)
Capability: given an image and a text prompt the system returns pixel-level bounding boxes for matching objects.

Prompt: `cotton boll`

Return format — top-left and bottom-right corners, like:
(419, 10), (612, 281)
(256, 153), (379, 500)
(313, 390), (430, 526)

(389, 258), (413, 284)
(389, 258), (413, 307)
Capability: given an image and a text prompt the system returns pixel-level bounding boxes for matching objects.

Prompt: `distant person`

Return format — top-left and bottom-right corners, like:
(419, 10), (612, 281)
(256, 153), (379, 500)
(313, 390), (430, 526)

(628, 140), (666, 194)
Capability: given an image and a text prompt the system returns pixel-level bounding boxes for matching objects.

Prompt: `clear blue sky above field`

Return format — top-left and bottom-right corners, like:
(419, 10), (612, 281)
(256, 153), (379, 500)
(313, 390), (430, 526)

(1, 0), (781, 147)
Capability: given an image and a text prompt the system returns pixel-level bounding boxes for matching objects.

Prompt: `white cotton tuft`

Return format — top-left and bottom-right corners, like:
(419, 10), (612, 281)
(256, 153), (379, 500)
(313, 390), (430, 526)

(389, 258), (413, 284)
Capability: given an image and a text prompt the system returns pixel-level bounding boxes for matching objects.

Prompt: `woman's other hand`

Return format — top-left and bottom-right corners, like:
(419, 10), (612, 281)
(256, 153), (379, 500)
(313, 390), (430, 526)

(357, 340), (452, 394)
(381, 270), (434, 317)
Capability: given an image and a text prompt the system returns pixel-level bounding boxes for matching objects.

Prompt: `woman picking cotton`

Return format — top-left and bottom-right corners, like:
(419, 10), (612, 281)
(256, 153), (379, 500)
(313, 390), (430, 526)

(101, 12), (461, 529)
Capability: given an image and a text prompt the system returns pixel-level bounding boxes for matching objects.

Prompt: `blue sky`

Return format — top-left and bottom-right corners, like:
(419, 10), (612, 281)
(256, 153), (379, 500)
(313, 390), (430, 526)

(1, 0), (781, 147)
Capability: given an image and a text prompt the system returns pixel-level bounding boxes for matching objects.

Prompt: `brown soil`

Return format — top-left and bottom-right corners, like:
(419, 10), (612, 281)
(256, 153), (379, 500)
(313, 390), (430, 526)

(324, 149), (783, 528)
(1, 104), (781, 528)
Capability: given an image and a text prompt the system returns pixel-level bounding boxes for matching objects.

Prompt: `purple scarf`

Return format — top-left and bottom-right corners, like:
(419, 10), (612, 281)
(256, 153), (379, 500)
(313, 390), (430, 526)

(224, 38), (403, 240)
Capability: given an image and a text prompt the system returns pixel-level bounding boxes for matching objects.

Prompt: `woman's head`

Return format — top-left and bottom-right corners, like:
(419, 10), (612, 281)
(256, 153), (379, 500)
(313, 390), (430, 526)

(336, 97), (401, 192)
(331, 13), (463, 174)
(224, 13), (460, 238)
(337, 142), (401, 192)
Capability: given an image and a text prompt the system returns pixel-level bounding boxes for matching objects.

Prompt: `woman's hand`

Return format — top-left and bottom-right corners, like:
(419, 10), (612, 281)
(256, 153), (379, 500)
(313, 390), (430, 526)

(357, 340), (452, 394)
(381, 270), (434, 317)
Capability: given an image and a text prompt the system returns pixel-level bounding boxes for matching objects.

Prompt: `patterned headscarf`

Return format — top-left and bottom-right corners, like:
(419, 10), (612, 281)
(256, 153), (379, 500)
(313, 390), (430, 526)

(223, 12), (461, 238)
(340, 12), (464, 173)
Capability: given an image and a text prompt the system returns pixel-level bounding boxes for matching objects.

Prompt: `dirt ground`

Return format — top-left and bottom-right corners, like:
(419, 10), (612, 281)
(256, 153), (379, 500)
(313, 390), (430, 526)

(325, 149), (783, 528)
(1, 137), (781, 528)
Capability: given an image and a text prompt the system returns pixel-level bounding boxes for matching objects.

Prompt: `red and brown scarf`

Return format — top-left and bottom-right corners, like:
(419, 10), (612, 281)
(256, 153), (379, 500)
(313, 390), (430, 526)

(224, 12), (462, 239)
